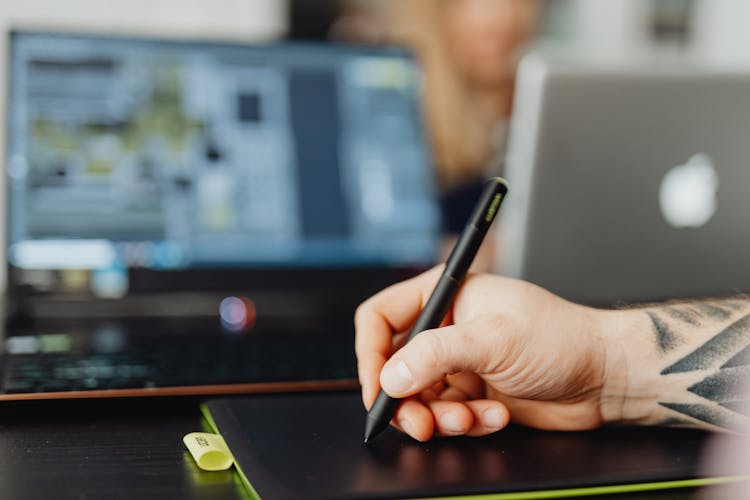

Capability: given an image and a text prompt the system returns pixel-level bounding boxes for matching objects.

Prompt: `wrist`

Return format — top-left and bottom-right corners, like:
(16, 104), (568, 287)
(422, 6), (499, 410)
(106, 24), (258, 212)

(597, 308), (662, 425)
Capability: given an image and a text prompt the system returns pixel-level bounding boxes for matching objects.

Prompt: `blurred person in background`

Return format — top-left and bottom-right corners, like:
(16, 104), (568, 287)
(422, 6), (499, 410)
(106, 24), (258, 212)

(331, 0), (540, 267)
(381, 0), (540, 191)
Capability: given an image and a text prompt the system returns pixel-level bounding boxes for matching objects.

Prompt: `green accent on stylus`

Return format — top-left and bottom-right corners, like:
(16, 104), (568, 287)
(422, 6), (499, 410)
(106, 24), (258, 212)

(485, 193), (503, 222)
(492, 176), (508, 185)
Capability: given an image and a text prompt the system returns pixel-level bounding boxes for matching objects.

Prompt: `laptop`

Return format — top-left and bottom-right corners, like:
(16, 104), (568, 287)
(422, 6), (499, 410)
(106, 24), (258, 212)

(0, 31), (440, 401)
(499, 54), (750, 307)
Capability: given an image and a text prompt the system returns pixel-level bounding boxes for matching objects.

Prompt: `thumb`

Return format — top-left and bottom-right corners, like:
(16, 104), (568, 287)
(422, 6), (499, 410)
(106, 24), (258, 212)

(379, 319), (494, 398)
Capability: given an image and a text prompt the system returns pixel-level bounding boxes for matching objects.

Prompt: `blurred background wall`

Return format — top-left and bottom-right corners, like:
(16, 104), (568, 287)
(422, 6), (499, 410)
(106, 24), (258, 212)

(545, 0), (750, 64)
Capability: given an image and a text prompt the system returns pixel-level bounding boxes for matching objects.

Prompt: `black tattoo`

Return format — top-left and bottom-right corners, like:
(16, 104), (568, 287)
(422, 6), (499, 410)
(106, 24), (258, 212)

(723, 345), (750, 369)
(647, 312), (679, 353)
(688, 366), (750, 402)
(658, 310), (750, 431)
(661, 314), (750, 375)
(658, 403), (748, 432)
(658, 417), (691, 427)
(724, 301), (746, 311)
(694, 302), (732, 320)
(665, 306), (701, 326)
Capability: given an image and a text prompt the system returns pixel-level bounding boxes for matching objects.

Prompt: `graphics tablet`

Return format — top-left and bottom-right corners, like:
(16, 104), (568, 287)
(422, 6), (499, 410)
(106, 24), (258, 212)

(203, 392), (742, 500)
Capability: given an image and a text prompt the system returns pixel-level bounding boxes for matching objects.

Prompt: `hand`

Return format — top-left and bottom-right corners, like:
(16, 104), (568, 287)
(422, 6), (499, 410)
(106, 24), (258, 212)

(355, 266), (621, 441)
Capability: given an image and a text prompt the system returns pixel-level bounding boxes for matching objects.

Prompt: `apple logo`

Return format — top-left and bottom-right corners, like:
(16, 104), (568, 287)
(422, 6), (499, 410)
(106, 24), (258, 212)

(659, 154), (719, 229)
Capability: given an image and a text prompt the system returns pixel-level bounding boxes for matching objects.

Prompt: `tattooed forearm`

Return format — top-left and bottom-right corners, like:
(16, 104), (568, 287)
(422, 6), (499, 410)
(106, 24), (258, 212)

(724, 345), (750, 368)
(658, 403), (749, 432)
(664, 306), (701, 326)
(644, 298), (750, 432)
(646, 300), (743, 354)
(694, 302), (732, 320)
(660, 313), (750, 374)
(646, 311), (679, 353)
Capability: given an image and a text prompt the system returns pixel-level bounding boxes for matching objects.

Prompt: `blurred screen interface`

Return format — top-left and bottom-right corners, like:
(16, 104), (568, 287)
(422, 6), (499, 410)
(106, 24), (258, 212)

(6, 32), (439, 279)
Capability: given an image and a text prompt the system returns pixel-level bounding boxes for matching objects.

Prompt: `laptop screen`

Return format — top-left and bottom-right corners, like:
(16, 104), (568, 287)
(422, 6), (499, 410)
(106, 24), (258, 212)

(5, 32), (440, 297)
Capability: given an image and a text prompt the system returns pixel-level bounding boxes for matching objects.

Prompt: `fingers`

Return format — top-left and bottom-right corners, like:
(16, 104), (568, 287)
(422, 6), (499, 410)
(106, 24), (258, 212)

(418, 381), (446, 404)
(379, 319), (495, 399)
(392, 397), (510, 441)
(360, 351), (388, 409)
(445, 372), (484, 400)
(354, 266), (443, 405)
(420, 373), (483, 404)
(464, 400), (510, 436)
(392, 397), (434, 442)
(437, 386), (468, 402)
(428, 400), (474, 436)
(355, 266), (443, 357)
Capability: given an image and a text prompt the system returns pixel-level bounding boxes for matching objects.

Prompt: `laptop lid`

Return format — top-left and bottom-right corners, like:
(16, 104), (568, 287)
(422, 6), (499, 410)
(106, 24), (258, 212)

(4, 31), (440, 317)
(500, 54), (750, 306)
(0, 31), (440, 401)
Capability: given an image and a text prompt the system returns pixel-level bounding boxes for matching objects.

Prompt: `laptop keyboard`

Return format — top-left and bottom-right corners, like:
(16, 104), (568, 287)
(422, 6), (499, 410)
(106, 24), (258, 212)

(1, 334), (357, 394)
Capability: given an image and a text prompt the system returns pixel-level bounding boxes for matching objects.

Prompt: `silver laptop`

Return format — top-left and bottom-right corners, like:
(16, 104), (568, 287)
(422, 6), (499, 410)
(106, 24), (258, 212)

(499, 54), (750, 306)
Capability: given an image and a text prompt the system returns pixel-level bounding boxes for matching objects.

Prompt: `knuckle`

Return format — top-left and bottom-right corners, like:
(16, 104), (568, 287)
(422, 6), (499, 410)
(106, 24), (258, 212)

(354, 300), (374, 325)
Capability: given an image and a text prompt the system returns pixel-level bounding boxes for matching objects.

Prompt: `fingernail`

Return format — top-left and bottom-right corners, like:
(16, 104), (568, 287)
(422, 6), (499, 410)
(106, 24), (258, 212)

(439, 412), (464, 434)
(381, 359), (414, 394)
(482, 408), (506, 430)
(398, 417), (416, 438)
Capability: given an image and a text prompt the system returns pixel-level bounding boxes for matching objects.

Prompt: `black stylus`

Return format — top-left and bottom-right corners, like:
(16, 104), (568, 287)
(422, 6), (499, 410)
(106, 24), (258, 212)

(363, 177), (508, 444)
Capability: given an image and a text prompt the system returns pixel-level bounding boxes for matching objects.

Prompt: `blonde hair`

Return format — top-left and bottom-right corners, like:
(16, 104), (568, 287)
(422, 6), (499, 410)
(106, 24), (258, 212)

(378, 0), (494, 188)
